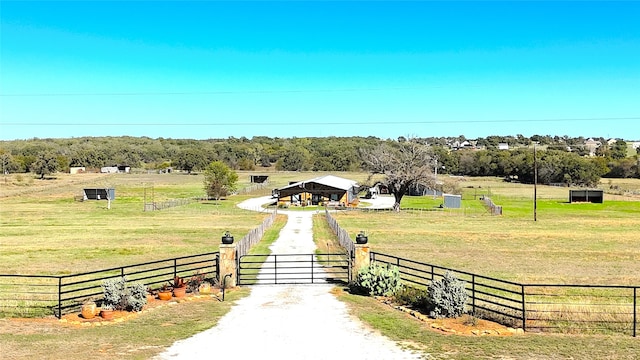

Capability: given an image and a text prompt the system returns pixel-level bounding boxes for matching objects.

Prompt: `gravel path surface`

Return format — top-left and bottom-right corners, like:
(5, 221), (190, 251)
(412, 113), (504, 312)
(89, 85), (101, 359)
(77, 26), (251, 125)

(156, 197), (423, 359)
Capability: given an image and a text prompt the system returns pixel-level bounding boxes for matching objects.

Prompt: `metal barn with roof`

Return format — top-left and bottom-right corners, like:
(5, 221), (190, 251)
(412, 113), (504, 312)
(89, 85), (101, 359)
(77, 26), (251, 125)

(274, 175), (360, 207)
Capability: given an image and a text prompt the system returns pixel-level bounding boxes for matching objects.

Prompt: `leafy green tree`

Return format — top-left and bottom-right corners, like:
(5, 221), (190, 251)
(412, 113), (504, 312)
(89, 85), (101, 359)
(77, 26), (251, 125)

(174, 148), (207, 173)
(276, 146), (313, 171)
(0, 151), (20, 174)
(31, 152), (59, 179)
(611, 140), (628, 160)
(203, 161), (238, 200)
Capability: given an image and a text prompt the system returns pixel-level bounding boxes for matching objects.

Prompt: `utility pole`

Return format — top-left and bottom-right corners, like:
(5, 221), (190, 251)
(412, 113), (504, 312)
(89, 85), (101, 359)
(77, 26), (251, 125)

(433, 157), (438, 199)
(534, 143), (538, 222)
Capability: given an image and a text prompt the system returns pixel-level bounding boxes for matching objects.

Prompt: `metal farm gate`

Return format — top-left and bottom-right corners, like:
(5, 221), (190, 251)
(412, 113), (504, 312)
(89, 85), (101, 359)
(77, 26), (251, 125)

(237, 253), (351, 285)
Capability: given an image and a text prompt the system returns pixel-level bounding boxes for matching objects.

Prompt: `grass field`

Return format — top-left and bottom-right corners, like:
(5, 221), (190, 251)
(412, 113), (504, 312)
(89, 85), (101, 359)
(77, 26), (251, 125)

(1, 171), (639, 359)
(0, 172), (273, 274)
(332, 177), (640, 285)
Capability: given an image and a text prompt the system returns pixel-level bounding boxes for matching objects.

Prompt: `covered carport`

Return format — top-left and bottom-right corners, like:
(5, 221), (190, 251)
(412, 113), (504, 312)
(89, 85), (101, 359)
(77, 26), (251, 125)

(274, 175), (360, 206)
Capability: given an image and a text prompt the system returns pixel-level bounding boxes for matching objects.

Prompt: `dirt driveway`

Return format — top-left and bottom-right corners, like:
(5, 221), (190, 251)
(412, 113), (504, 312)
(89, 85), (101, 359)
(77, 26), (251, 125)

(155, 203), (425, 359)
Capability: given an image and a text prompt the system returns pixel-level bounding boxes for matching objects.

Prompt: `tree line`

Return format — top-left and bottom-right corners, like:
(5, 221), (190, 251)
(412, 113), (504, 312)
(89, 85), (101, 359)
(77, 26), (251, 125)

(1, 135), (638, 185)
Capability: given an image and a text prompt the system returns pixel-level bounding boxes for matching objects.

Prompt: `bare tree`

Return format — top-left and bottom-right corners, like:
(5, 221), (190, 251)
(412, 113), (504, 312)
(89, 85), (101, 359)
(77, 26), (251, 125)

(362, 140), (434, 211)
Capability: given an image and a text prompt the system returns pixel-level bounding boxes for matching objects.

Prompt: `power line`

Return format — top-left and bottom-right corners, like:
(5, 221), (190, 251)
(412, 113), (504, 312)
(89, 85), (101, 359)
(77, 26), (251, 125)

(1, 117), (638, 127)
(0, 87), (432, 97)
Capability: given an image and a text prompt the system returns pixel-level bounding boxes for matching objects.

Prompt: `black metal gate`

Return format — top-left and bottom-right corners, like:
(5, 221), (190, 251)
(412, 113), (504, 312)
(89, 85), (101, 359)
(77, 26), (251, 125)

(237, 253), (351, 285)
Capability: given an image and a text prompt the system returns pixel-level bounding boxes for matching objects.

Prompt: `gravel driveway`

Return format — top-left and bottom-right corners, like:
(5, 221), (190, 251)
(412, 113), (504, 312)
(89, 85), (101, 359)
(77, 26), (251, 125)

(155, 198), (423, 359)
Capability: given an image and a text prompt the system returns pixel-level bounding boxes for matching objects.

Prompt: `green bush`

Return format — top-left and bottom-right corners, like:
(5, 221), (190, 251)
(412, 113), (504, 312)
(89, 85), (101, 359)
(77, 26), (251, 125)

(351, 262), (402, 296)
(394, 285), (430, 311)
(101, 276), (147, 312)
(427, 271), (468, 318)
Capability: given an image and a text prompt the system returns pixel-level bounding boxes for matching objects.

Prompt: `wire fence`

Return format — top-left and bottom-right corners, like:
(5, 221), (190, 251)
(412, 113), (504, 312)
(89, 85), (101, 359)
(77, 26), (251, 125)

(325, 209), (355, 255)
(144, 197), (199, 211)
(479, 196), (503, 215)
(236, 211), (278, 259)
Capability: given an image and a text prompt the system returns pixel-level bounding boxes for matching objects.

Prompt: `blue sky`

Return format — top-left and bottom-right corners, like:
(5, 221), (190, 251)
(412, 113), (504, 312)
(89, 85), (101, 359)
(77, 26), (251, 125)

(1, 1), (639, 141)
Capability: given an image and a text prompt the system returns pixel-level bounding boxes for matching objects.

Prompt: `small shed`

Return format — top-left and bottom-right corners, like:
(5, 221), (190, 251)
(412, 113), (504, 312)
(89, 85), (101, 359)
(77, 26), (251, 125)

(250, 175), (269, 183)
(569, 189), (603, 203)
(443, 194), (462, 208)
(83, 188), (115, 200)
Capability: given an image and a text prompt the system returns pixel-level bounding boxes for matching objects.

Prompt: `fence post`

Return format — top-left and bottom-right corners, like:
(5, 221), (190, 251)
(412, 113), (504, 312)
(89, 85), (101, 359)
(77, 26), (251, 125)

(173, 259), (177, 279)
(348, 251), (353, 283)
(311, 254), (314, 283)
(521, 285), (526, 332)
(634, 287), (637, 337)
(57, 277), (62, 319)
(353, 243), (370, 276)
(471, 274), (476, 315)
(219, 243), (237, 287)
(215, 253), (220, 280)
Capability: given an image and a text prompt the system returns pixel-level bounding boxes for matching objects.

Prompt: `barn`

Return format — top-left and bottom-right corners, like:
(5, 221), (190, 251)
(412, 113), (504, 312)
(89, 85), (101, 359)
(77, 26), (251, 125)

(274, 175), (359, 207)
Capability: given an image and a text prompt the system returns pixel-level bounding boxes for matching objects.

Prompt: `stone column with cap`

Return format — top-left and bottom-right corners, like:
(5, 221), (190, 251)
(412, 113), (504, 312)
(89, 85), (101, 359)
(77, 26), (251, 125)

(219, 243), (237, 287)
(352, 231), (371, 281)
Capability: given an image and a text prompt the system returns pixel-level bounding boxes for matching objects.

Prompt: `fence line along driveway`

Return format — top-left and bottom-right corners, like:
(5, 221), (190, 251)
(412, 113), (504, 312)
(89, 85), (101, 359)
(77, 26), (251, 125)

(155, 204), (424, 359)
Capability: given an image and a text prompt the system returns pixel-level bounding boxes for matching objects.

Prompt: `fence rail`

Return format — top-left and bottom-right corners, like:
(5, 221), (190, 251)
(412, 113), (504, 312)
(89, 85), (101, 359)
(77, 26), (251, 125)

(0, 252), (219, 318)
(144, 197), (198, 211)
(480, 196), (502, 215)
(370, 252), (639, 337)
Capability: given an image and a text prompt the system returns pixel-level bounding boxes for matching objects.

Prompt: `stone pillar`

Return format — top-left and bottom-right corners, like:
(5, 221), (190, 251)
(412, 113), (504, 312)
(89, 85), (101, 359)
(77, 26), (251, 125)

(219, 244), (237, 287)
(353, 243), (371, 277)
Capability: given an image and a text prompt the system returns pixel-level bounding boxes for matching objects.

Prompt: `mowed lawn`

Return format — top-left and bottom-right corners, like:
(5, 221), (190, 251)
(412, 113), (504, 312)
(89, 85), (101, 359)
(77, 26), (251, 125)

(333, 177), (640, 285)
(0, 172), (272, 274)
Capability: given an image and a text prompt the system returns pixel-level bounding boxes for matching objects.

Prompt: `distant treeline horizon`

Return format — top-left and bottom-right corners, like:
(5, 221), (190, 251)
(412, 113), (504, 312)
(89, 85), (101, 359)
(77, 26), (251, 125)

(1, 135), (638, 185)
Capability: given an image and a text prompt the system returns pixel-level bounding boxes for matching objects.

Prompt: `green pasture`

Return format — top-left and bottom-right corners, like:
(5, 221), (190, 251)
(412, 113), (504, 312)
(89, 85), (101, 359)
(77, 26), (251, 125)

(1, 171), (639, 359)
(337, 288), (640, 360)
(332, 177), (640, 285)
(0, 173), (272, 275)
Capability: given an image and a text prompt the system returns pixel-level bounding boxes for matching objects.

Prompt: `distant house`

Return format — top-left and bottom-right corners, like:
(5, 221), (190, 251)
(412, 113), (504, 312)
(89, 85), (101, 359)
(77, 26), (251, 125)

(450, 140), (477, 151)
(498, 143), (509, 150)
(631, 142), (640, 150)
(584, 138), (601, 156)
(274, 175), (360, 207)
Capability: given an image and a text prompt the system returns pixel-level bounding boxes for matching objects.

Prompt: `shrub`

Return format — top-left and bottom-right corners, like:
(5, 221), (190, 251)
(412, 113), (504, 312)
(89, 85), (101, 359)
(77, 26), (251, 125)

(394, 285), (430, 311)
(102, 277), (128, 310)
(427, 271), (468, 318)
(127, 282), (148, 312)
(351, 262), (402, 297)
(101, 276), (147, 312)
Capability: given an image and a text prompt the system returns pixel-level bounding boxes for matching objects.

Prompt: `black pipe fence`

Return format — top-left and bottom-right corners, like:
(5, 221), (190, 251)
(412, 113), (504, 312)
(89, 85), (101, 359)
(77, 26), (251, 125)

(371, 252), (638, 337)
(0, 252), (219, 318)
